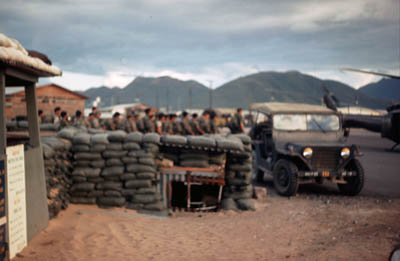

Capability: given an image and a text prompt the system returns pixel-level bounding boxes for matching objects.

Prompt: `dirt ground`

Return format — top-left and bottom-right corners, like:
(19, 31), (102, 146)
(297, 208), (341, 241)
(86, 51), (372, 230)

(13, 190), (400, 261)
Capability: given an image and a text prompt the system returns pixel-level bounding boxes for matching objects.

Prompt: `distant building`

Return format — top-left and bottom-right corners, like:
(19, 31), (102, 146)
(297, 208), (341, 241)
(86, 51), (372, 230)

(5, 83), (88, 120)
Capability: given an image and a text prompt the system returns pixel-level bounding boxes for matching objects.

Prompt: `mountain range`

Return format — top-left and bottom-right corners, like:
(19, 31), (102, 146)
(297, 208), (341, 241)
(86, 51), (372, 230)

(358, 78), (400, 102)
(82, 71), (392, 110)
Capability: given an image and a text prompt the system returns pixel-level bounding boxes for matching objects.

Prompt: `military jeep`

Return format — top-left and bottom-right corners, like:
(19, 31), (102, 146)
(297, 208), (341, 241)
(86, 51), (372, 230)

(249, 102), (364, 197)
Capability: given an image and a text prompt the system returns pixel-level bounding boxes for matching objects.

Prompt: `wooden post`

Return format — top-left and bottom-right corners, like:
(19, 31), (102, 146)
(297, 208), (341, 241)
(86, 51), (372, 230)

(0, 71), (6, 154)
(25, 84), (40, 148)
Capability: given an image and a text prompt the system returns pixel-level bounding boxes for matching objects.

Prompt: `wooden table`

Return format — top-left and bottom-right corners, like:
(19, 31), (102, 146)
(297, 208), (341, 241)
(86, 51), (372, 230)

(159, 166), (225, 211)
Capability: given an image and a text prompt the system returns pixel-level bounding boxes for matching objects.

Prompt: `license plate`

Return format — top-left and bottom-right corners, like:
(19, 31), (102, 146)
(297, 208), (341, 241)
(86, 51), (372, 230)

(322, 171), (330, 177)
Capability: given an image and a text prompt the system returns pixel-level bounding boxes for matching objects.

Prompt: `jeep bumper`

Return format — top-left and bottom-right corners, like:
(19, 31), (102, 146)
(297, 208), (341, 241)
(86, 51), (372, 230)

(299, 171), (357, 178)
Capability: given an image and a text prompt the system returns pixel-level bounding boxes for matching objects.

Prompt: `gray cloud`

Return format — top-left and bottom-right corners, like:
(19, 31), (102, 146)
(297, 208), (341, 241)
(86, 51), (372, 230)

(1, 0), (398, 86)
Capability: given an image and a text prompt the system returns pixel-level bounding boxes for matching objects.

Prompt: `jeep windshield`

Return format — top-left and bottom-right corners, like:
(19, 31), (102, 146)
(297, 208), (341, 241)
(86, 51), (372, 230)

(273, 114), (340, 131)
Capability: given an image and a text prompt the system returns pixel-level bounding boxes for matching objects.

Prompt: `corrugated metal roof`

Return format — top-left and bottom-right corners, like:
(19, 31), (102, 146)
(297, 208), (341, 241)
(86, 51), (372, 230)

(250, 102), (334, 114)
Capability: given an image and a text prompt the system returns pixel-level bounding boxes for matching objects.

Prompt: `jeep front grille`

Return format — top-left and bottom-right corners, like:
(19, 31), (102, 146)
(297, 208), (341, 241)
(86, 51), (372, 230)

(311, 147), (339, 171)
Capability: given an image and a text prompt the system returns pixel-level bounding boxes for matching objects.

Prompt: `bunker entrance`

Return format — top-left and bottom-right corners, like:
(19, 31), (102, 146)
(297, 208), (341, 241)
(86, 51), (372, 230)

(170, 181), (220, 211)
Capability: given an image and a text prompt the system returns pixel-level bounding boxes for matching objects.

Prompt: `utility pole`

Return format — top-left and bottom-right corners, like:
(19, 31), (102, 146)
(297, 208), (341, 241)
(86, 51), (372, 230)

(207, 80), (213, 109)
(156, 89), (159, 108)
(189, 86), (192, 109)
(166, 86), (170, 112)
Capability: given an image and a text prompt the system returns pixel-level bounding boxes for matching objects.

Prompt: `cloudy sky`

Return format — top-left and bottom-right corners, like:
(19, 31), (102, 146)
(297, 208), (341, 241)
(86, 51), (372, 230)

(1, 0), (399, 90)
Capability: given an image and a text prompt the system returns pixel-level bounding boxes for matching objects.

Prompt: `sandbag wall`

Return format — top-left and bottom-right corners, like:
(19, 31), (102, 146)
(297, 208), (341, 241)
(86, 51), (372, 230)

(66, 130), (166, 214)
(41, 136), (73, 219)
(159, 134), (255, 211)
(41, 128), (255, 216)
(221, 135), (255, 211)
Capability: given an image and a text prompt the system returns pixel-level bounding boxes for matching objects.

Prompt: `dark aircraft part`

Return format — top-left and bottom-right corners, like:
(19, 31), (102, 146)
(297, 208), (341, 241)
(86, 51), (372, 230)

(342, 114), (383, 133)
(323, 94), (337, 111)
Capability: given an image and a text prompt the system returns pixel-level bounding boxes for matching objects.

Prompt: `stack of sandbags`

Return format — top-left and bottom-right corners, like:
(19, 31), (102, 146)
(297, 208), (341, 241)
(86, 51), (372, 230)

(96, 131), (127, 208)
(222, 135), (255, 211)
(41, 136), (73, 219)
(178, 150), (210, 168)
(70, 132), (103, 204)
(124, 133), (166, 213)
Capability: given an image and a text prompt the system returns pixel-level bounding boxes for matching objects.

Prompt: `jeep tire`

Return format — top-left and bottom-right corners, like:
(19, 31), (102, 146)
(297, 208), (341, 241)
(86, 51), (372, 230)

(273, 159), (299, 196)
(338, 159), (364, 196)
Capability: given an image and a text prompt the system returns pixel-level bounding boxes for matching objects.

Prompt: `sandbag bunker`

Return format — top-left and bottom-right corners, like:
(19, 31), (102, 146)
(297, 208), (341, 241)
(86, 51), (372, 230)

(43, 127), (255, 218)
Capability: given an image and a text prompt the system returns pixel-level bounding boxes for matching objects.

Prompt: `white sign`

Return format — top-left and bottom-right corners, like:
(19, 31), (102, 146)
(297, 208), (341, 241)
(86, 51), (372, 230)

(6, 145), (27, 259)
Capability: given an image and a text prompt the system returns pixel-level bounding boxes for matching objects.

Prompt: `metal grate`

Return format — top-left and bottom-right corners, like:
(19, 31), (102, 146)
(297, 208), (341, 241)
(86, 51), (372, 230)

(311, 147), (339, 171)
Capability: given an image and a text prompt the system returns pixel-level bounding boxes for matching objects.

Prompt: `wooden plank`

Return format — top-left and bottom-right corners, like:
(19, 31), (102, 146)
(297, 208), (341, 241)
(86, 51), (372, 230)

(25, 84), (40, 147)
(161, 166), (223, 173)
(5, 67), (37, 84)
(0, 71), (6, 155)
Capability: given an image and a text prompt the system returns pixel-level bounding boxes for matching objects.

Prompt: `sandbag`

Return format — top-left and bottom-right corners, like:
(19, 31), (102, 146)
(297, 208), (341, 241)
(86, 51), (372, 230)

(96, 182), (123, 191)
(106, 158), (124, 167)
(126, 164), (156, 173)
(226, 176), (251, 186)
(136, 187), (157, 194)
(179, 160), (209, 168)
(74, 160), (91, 167)
(128, 150), (153, 158)
(125, 132), (143, 143)
(221, 198), (238, 211)
(72, 168), (101, 177)
(216, 138), (244, 151)
(91, 133), (109, 145)
(236, 199), (256, 211)
(121, 157), (138, 164)
(72, 145), (90, 152)
(70, 197), (96, 204)
(90, 160), (106, 168)
(74, 152), (102, 160)
(70, 182), (95, 192)
(160, 135), (187, 145)
(104, 176), (121, 182)
(91, 144), (107, 152)
(69, 191), (88, 197)
(102, 150), (127, 158)
(72, 133), (91, 145)
(125, 203), (143, 210)
(71, 176), (87, 183)
(136, 172), (155, 179)
(125, 180), (152, 189)
(229, 134), (251, 145)
(42, 144), (55, 159)
(187, 136), (216, 147)
(123, 142), (141, 151)
(107, 130), (127, 142)
(142, 133), (160, 144)
(180, 153), (209, 161)
(120, 173), (137, 181)
(143, 202), (164, 211)
(101, 166), (124, 177)
(104, 190), (122, 197)
(41, 137), (66, 150)
(138, 157), (155, 166)
(227, 163), (251, 172)
(57, 127), (79, 140)
(131, 194), (160, 204)
(87, 177), (105, 183)
(143, 144), (159, 153)
(106, 142), (123, 151)
(97, 197), (126, 207)
(87, 190), (104, 197)
(121, 189), (136, 197)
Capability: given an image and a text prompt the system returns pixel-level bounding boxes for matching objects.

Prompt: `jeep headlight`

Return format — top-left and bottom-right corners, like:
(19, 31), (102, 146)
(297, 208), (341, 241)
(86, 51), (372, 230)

(341, 147), (350, 158)
(303, 147), (313, 158)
